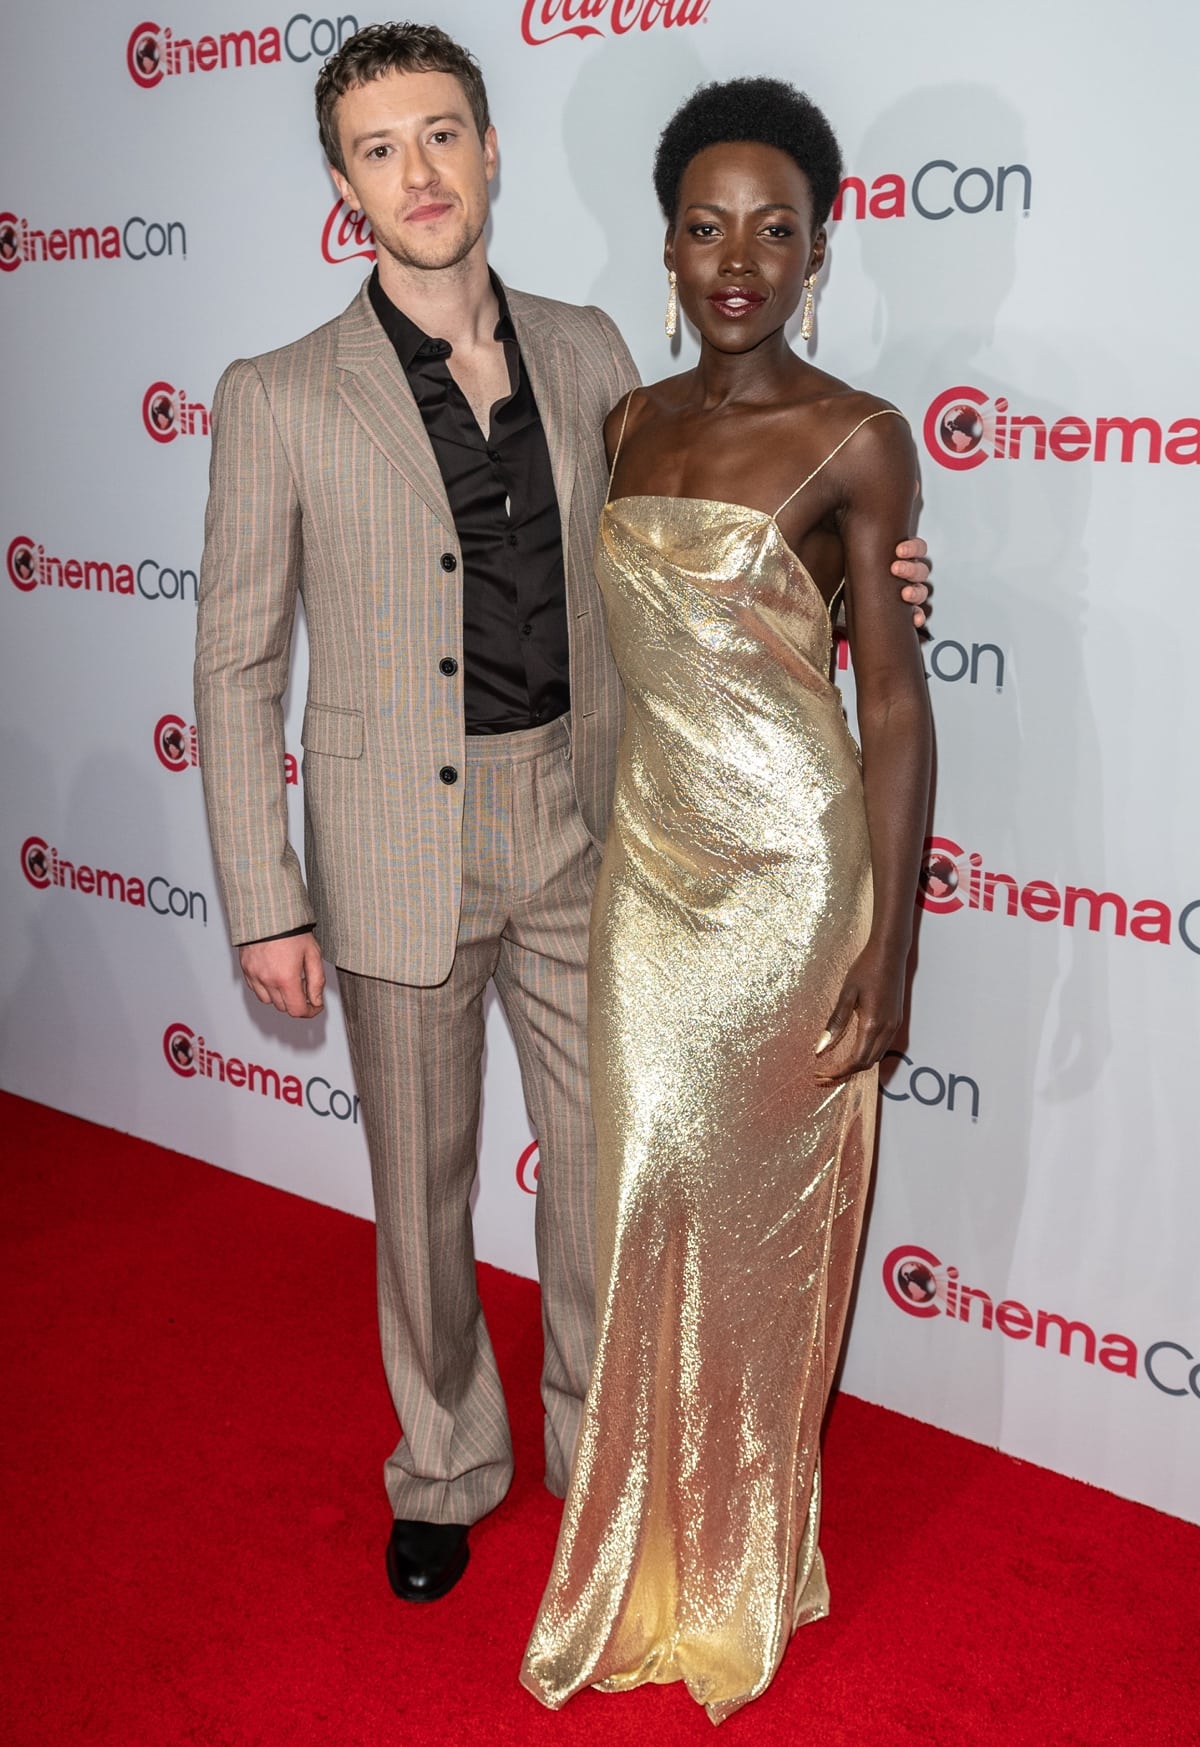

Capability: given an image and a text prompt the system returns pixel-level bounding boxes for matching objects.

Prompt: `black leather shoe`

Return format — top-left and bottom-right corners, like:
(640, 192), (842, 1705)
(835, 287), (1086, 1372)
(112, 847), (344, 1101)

(385, 1519), (470, 1602)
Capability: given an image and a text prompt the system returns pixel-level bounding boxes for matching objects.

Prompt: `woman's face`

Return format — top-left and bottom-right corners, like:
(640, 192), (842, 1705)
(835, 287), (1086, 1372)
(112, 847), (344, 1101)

(667, 140), (823, 354)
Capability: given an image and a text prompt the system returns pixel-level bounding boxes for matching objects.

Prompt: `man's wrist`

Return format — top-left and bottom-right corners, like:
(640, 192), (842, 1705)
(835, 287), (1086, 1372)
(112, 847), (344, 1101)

(241, 923), (315, 946)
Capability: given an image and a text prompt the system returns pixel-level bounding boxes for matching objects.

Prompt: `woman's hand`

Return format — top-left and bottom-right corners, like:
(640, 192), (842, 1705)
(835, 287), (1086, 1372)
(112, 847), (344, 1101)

(814, 942), (907, 1081)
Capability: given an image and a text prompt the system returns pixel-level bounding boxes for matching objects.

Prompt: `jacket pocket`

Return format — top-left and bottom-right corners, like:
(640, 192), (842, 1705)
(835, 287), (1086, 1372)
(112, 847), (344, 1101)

(301, 703), (364, 759)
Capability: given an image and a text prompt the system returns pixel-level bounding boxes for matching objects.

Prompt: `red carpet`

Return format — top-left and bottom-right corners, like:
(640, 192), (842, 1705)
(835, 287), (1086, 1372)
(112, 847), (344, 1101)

(2, 1090), (1197, 1746)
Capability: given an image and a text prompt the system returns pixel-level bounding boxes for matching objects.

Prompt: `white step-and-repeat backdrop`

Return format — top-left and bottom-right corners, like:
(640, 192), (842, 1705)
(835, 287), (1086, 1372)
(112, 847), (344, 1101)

(2, 1), (1197, 1524)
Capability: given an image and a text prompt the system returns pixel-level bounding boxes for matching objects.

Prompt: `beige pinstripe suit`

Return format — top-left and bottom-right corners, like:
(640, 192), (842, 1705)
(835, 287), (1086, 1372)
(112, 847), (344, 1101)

(195, 277), (638, 1521)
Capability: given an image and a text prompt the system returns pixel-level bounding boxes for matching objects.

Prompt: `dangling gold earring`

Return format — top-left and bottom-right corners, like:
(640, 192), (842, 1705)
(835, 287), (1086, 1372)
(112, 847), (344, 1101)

(800, 274), (817, 342)
(665, 269), (678, 339)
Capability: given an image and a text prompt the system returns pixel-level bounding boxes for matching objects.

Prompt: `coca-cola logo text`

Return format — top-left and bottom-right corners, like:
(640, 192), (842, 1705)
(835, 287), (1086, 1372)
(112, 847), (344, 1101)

(521, 0), (710, 45)
(516, 1140), (540, 1194)
(322, 198), (375, 266)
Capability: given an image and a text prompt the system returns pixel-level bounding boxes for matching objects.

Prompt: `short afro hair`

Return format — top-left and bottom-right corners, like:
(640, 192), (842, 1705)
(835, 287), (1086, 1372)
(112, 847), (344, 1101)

(653, 77), (843, 229)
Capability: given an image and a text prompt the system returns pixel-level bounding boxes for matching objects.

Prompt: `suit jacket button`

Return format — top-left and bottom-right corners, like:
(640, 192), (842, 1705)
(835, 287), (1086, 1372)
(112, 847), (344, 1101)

(440, 553), (458, 572)
(439, 765), (458, 785)
(438, 657), (458, 676)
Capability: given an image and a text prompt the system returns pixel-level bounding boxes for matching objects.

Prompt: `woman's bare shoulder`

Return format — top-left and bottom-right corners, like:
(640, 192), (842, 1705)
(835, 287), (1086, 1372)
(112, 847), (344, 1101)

(791, 379), (912, 473)
(790, 369), (902, 426)
(602, 372), (695, 453)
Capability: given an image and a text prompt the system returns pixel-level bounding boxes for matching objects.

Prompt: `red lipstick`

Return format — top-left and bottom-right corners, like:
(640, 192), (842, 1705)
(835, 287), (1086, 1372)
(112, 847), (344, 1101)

(708, 287), (766, 319)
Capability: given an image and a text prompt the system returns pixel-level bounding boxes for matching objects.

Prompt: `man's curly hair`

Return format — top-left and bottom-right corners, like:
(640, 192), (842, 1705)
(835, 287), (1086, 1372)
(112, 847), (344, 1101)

(653, 78), (843, 228)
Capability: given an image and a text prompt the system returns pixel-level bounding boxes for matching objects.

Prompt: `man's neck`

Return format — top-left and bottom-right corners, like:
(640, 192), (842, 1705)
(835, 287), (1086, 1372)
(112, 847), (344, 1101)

(376, 242), (500, 351)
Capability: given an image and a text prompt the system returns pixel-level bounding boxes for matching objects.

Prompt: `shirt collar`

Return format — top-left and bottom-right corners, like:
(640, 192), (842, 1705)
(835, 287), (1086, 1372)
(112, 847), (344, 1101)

(368, 267), (515, 369)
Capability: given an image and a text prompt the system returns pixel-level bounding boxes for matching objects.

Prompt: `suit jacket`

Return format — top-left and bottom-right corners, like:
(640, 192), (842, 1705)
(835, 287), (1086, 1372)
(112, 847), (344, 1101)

(194, 277), (639, 985)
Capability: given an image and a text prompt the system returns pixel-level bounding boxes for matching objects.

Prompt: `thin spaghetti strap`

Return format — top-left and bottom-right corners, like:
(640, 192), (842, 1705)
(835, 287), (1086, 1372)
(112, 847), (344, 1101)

(605, 389), (637, 503)
(773, 407), (905, 519)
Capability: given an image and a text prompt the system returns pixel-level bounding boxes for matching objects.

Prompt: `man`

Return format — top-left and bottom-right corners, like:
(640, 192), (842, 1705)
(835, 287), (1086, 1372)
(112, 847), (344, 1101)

(194, 22), (931, 1606)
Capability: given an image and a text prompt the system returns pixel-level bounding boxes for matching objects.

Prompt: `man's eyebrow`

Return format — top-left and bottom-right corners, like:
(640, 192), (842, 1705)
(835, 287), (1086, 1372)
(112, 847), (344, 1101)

(350, 113), (471, 149)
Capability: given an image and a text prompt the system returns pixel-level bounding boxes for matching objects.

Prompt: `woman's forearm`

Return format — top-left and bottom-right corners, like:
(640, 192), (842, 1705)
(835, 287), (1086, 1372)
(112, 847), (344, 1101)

(856, 684), (933, 959)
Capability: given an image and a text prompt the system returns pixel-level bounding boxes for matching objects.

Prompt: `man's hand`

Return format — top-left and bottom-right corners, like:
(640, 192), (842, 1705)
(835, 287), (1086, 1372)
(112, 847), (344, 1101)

(891, 535), (932, 630)
(238, 934), (325, 1018)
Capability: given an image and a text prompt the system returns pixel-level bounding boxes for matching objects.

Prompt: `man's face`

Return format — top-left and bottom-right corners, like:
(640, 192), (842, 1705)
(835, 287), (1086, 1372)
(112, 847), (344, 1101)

(330, 69), (496, 276)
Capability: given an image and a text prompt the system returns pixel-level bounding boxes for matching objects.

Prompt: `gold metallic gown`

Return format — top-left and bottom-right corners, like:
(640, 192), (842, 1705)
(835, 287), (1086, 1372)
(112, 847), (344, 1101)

(521, 413), (895, 1724)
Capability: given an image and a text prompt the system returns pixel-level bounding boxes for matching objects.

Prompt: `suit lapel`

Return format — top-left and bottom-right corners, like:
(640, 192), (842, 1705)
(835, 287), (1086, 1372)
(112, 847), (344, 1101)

(334, 281), (455, 536)
(508, 289), (579, 564)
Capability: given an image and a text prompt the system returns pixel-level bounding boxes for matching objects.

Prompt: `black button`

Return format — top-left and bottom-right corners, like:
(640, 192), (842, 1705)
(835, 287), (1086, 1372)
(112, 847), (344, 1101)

(520, 622), (532, 638)
(507, 533), (518, 547)
(440, 553), (457, 573)
(438, 657), (458, 677)
(438, 765), (458, 785)
(487, 450), (501, 464)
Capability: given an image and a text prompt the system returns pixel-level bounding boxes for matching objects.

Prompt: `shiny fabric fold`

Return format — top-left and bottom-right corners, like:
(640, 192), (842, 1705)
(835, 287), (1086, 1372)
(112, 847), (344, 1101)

(521, 496), (877, 1723)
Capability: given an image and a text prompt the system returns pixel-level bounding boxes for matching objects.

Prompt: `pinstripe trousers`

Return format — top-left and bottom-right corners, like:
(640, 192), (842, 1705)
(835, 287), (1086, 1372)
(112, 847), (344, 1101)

(339, 716), (601, 1525)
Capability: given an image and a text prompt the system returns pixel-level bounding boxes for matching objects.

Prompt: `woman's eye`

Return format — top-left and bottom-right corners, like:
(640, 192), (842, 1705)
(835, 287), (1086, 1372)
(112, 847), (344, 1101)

(763, 225), (794, 238)
(689, 224), (718, 238)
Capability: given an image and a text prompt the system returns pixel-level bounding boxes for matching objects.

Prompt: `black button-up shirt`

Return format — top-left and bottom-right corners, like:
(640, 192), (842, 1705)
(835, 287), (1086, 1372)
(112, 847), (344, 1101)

(368, 269), (570, 735)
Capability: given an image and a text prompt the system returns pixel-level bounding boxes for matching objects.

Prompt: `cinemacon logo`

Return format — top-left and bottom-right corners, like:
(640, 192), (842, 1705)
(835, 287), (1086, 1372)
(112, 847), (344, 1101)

(21, 836), (207, 925)
(0, 212), (185, 271)
(155, 715), (199, 773)
(521, 0), (710, 43)
(925, 385), (1199, 472)
(163, 1023), (361, 1124)
(155, 712), (299, 785)
(143, 382), (210, 443)
(127, 15), (358, 86)
(832, 161), (1030, 223)
(884, 1244), (1200, 1403)
(834, 627), (1004, 693)
(918, 835), (1200, 955)
(8, 535), (197, 603)
(881, 1052), (979, 1120)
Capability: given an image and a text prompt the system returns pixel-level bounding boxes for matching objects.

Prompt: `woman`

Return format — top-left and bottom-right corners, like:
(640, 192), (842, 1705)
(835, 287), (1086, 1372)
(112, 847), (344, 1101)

(521, 78), (933, 1722)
